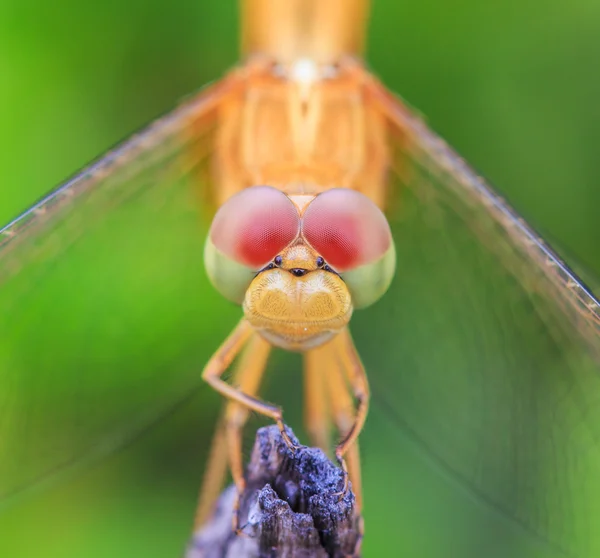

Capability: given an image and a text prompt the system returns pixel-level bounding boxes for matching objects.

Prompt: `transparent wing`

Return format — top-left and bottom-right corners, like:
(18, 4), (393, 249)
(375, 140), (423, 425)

(0, 75), (243, 505)
(358, 82), (600, 557)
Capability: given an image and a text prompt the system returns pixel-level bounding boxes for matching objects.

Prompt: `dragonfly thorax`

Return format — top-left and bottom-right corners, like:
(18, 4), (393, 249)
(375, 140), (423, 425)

(242, 0), (368, 66)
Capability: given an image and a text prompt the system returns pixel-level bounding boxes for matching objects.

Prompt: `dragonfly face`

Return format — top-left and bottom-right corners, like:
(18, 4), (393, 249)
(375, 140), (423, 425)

(205, 185), (394, 351)
(242, 241), (353, 351)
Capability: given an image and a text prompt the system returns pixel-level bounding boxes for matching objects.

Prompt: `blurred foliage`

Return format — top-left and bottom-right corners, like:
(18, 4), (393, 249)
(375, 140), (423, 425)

(1, 0), (600, 557)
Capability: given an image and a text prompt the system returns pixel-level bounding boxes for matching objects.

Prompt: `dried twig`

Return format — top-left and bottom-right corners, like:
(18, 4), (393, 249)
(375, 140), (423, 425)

(187, 425), (362, 558)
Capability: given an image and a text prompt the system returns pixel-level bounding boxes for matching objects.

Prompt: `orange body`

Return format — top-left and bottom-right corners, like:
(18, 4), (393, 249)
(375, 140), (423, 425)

(213, 0), (389, 208)
(196, 0), (387, 529)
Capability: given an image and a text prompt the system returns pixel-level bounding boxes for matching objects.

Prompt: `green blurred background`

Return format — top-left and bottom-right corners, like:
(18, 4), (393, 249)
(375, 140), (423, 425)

(1, 0), (600, 557)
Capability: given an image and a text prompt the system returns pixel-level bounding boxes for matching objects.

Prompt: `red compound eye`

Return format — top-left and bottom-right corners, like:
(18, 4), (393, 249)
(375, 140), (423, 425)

(302, 189), (392, 272)
(209, 186), (300, 268)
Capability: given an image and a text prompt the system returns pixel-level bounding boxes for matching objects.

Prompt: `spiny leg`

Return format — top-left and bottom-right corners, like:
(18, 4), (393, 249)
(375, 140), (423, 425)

(202, 320), (297, 448)
(324, 338), (363, 510)
(194, 417), (228, 528)
(303, 344), (332, 451)
(224, 334), (272, 528)
(330, 328), (370, 496)
(194, 330), (271, 528)
(193, 320), (252, 528)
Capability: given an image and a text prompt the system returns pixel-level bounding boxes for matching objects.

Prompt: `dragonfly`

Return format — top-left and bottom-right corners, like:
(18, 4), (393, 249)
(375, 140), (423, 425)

(2, 0), (600, 556)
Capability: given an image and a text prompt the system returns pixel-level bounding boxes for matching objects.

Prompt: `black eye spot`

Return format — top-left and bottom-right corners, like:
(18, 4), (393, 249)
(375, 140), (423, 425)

(316, 256), (324, 267)
(274, 255), (283, 266)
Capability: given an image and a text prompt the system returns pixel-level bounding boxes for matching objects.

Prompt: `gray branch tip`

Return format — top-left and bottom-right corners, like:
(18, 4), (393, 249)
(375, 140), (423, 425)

(187, 425), (362, 558)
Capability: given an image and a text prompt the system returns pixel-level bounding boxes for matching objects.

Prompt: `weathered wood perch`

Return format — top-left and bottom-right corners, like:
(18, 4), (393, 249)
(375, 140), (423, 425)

(187, 425), (362, 558)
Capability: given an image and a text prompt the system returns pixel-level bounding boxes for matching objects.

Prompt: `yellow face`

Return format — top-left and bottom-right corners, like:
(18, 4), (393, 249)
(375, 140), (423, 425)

(242, 243), (352, 351)
(204, 186), (395, 351)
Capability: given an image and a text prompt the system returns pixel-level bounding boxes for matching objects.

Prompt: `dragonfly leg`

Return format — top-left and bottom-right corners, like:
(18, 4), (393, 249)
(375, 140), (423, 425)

(303, 346), (331, 451)
(193, 319), (252, 528)
(332, 328), (370, 497)
(324, 338), (363, 510)
(194, 330), (271, 529)
(223, 334), (272, 530)
(202, 320), (299, 448)
(194, 417), (228, 528)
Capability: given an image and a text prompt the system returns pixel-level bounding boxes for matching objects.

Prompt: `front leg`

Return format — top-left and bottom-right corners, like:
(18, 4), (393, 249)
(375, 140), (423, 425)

(332, 328), (370, 494)
(223, 334), (271, 508)
(201, 320), (299, 451)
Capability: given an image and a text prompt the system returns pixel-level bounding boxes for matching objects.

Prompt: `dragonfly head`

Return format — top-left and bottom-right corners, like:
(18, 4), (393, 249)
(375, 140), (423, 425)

(204, 186), (395, 351)
(242, 241), (352, 351)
